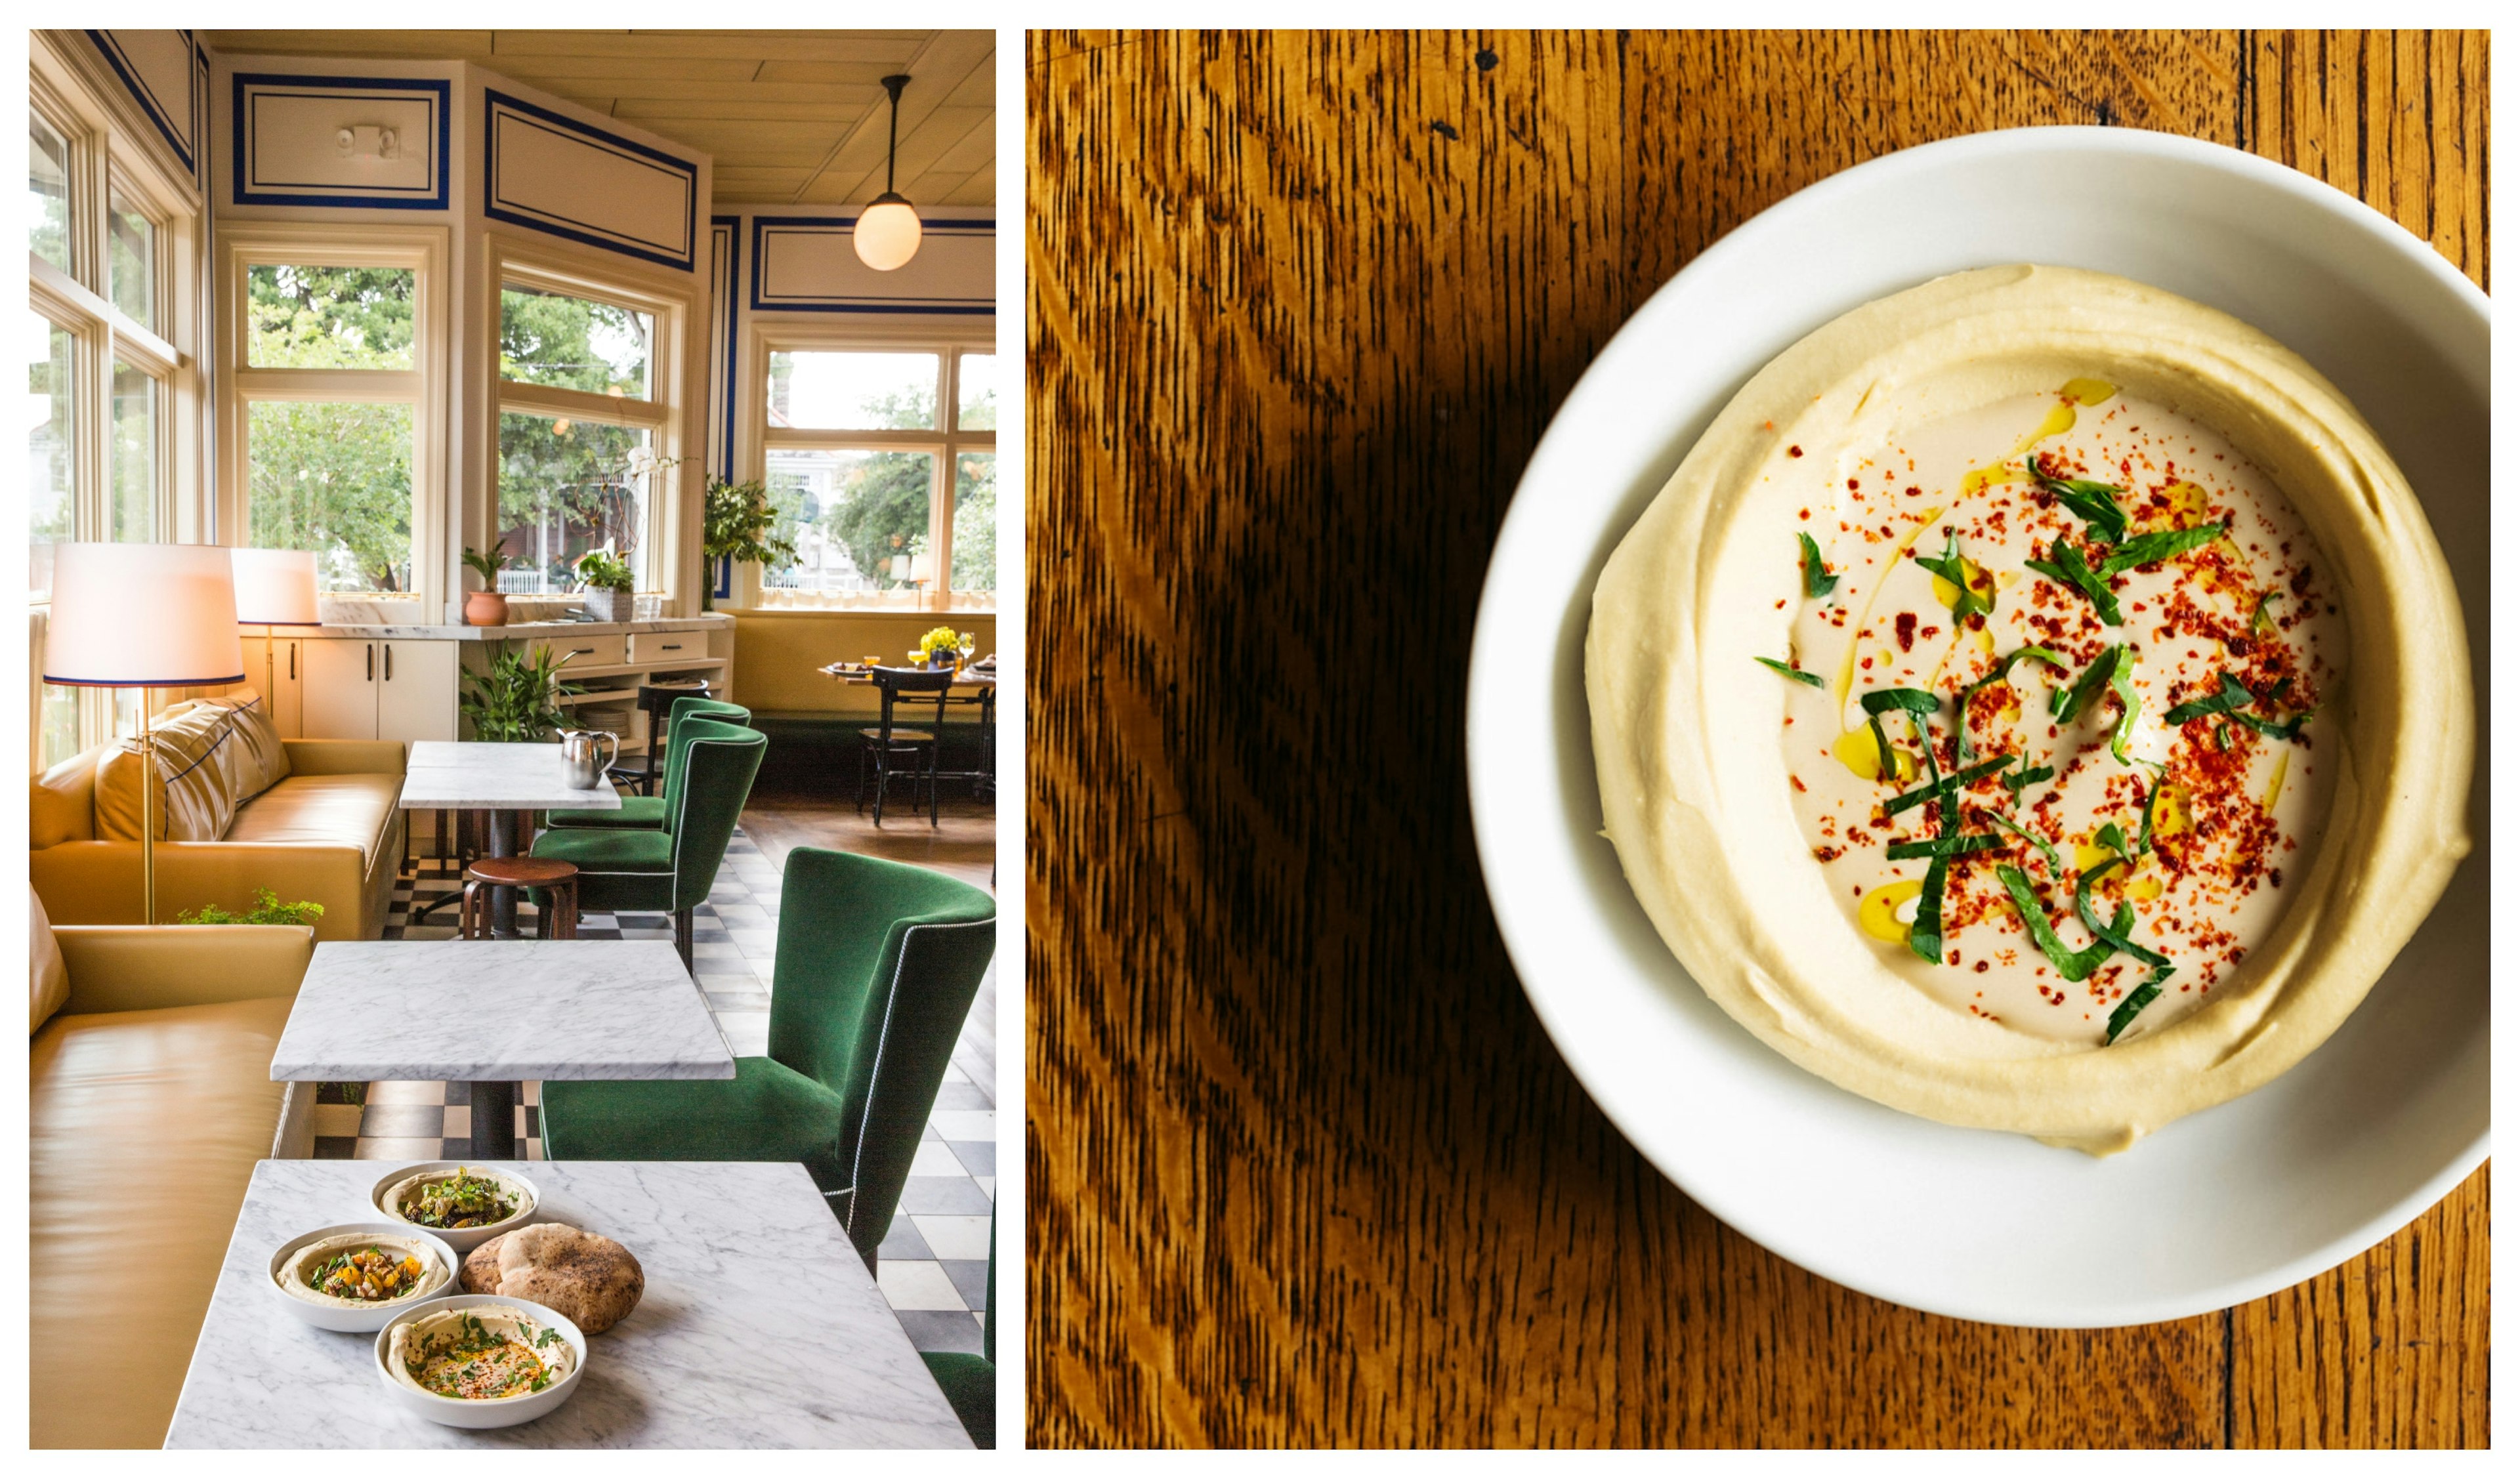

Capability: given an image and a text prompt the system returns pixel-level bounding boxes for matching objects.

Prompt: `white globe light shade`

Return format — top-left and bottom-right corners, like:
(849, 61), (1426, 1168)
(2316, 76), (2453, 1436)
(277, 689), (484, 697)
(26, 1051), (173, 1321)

(230, 547), (323, 626)
(853, 195), (923, 272)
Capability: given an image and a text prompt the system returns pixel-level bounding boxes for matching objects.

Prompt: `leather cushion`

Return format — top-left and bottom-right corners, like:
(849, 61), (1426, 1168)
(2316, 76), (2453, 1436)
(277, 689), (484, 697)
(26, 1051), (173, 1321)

(189, 690), (292, 799)
(32, 745), (102, 848)
(222, 772), (402, 868)
(32, 994), (294, 1448)
(94, 705), (240, 843)
(32, 886), (69, 1031)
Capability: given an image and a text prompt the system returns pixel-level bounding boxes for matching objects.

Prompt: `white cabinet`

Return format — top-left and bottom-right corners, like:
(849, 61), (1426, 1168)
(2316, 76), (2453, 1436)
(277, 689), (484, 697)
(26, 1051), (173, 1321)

(238, 634), (309, 738)
(299, 637), (457, 742)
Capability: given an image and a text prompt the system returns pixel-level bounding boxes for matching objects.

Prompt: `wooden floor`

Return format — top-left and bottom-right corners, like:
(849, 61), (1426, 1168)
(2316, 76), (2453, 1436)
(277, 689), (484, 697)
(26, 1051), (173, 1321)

(741, 778), (998, 894)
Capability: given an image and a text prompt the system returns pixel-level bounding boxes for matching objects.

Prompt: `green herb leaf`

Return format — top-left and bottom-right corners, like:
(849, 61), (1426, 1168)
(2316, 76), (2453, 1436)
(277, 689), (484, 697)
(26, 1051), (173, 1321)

(1986, 812), (2063, 876)
(1910, 857), (1949, 965)
(2251, 591), (2280, 633)
(1755, 655), (1826, 688)
(1913, 533), (1994, 621)
(2004, 759), (2056, 806)
(2053, 644), (2124, 727)
(2071, 858), (2170, 969)
(2164, 672), (2255, 724)
(1885, 833), (2005, 860)
(2099, 522), (2226, 575)
(2028, 455), (2130, 544)
(1955, 646), (2067, 764)
(1880, 753), (2017, 817)
(2024, 540), (2124, 625)
(2105, 646), (2141, 765)
(2105, 970), (2172, 1044)
(1860, 686), (1942, 717)
(1797, 531), (1839, 599)
(2230, 707), (2313, 741)
(1994, 864), (2116, 982)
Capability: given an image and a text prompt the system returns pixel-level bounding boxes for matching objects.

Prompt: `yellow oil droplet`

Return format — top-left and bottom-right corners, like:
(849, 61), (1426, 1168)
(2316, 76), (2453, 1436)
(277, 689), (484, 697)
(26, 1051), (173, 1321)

(1975, 626), (1998, 656)
(1929, 556), (1995, 615)
(2263, 751), (2290, 812)
(2074, 841), (2117, 875)
(1835, 725), (1916, 783)
(1960, 461), (2023, 497)
(2151, 785), (2193, 839)
(2063, 377), (2116, 406)
(2128, 875), (2164, 902)
(1860, 879), (1925, 944)
(2009, 401), (2078, 453)
(1832, 507), (1946, 709)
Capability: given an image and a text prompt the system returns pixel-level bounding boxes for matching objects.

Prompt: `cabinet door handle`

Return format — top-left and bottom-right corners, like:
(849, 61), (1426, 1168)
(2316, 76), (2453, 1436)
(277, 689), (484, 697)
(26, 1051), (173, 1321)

(367, 644), (375, 681)
(661, 643), (682, 651)
(568, 647), (595, 658)
(287, 643), (295, 680)
(385, 644), (394, 680)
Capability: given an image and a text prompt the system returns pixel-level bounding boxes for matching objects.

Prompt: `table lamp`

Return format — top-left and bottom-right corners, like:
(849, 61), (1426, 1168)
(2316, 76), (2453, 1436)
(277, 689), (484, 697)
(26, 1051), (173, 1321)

(232, 547), (322, 709)
(43, 543), (245, 924)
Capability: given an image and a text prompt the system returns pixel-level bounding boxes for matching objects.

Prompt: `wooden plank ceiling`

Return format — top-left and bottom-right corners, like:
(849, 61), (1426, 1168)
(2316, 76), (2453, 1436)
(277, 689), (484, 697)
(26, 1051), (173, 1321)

(198, 29), (995, 209)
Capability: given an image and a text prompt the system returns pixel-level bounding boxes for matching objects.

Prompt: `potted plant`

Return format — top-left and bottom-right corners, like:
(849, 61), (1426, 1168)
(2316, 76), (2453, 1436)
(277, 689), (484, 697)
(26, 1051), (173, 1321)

(573, 547), (637, 623)
(917, 626), (971, 671)
(701, 475), (797, 613)
(458, 641), (577, 743)
(461, 540), (513, 627)
(177, 888), (327, 927)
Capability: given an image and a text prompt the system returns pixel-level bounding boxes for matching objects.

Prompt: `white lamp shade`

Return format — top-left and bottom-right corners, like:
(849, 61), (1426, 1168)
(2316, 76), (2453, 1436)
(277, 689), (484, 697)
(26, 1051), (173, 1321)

(230, 547), (323, 625)
(904, 552), (935, 583)
(852, 196), (923, 271)
(43, 542), (245, 688)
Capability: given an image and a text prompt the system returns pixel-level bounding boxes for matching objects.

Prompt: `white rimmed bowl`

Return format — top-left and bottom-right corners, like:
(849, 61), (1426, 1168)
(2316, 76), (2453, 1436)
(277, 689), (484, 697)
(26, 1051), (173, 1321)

(370, 1161), (540, 1253)
(266, 1222), (459, 1333)
(1464, 125), (2487, 1327)
(373, 1294), (588, 1430)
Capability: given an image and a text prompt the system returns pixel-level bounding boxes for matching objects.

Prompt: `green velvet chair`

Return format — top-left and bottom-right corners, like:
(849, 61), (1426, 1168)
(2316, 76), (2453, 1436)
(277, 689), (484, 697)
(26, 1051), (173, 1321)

(528, 716), (764, 967)
(546, 696), (751, 831)
(921, 1208), (993, 1448)
(539, 847), (996, 1267)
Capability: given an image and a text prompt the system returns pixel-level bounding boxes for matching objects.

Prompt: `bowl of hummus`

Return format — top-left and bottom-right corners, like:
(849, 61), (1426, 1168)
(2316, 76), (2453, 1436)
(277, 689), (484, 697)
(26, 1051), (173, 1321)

(373, 1295), (587, 1430)
(371, 1162), (539, 1253)
(1465, 127), (2486, 1324)
(266, 1223), (457, 1333)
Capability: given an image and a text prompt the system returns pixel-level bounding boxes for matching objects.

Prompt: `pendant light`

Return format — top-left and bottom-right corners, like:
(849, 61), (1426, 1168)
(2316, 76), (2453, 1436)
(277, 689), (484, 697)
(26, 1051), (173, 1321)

(853, 73), (923, 272)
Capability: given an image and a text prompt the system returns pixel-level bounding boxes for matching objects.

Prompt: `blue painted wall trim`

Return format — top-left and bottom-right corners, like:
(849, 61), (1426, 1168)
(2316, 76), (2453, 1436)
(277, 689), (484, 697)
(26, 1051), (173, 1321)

(230, 73), (452, 210)
(711, 215), (741, 482)
(87, 30), (198, 174)
(483, 89), (698, 272)
(747, 215), (996, 315)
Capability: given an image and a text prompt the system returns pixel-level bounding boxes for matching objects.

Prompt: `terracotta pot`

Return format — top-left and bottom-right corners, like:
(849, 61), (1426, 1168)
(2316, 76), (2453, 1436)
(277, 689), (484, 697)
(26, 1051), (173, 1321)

(464, 590), (510, 627)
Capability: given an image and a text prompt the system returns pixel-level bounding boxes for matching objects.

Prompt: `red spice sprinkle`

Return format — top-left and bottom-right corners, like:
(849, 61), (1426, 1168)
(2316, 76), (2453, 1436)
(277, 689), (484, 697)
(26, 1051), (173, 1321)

(1787, 444), (1804, 457)
(1846, 478), (1860, 491)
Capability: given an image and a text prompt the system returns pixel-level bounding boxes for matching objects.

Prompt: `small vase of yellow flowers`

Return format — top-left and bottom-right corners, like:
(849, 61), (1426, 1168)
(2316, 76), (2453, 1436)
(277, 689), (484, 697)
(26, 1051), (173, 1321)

(915, 627), (973, 671)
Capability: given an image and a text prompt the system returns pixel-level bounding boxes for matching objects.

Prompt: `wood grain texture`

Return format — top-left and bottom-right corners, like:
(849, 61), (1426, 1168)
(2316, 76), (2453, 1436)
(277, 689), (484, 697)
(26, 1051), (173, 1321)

(1026, 30), (2488, 1448)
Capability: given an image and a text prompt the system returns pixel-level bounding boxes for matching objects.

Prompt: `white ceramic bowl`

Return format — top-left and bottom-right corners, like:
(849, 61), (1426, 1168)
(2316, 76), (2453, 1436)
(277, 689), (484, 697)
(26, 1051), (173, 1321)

(1464, 125), (2487, 1327)
(373, 1294), (588, 1430)
(265, 1222), (459, 1333)
(369, 1161), (540, 1253)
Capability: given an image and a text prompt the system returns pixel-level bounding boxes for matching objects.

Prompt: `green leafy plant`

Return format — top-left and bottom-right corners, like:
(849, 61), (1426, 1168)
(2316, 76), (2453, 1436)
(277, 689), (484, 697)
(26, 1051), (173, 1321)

(572, 548), (635, 594)
(461, 539), (513, 591)
(178, 888), (327, 927)
(459, 641), (577, 743)
(702, 476), (798, 610)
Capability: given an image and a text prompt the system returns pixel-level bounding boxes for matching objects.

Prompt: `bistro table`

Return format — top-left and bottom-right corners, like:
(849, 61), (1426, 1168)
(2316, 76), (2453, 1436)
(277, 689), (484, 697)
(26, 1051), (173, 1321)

(165, 1159), (972, 1449)
(820, 662), (1000, 800)
(270, 940), (734, 1159)
(402, 740), (620, 937)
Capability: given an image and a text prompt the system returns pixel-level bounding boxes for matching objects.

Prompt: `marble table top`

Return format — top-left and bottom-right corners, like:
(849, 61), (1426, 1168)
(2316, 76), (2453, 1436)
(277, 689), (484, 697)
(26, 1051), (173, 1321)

(402, 741), (623, 812)
(270, 941), (736, 1083)
(165, 1160), (973, 1449)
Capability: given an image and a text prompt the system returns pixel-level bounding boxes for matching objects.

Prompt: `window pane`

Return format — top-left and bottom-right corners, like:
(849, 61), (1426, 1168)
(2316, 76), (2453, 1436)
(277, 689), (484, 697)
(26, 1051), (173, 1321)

(762, 448), (934, 595)
(249, 401), (415, 594)
(108, 190), (155, 329)
(768, 350), (937, 430)
(956, 352), (997, 430)
(40, 685), (82, 770)
(951, 450), (996, 595)
(31, 114), (71, 272)
(496, 412), (656, 593)
(111, 362), (158, 541)
(247, 264), (415, 369)
(501, 285), (651, 398)
(29, 315), (74, 591)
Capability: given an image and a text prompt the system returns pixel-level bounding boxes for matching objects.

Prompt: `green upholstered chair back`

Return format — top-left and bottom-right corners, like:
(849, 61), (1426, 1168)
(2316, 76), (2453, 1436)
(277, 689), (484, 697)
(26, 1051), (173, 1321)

(658, 696), (751, 812)
(766, 847), (996, 1255)
(663, 718), (765, 913)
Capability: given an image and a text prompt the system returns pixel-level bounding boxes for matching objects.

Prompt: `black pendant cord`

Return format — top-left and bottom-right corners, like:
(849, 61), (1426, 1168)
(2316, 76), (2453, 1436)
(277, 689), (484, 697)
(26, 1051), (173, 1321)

(881, 73), (909, 196)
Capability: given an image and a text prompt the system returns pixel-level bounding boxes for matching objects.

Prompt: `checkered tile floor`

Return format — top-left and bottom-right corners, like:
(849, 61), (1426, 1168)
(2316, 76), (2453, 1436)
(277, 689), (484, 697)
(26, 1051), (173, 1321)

(308, 825), (998, 1356)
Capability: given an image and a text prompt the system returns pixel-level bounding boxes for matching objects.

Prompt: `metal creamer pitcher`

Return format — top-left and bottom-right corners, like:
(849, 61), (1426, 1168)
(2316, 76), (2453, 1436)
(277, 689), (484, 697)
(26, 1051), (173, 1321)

(558, 728), (620, 789)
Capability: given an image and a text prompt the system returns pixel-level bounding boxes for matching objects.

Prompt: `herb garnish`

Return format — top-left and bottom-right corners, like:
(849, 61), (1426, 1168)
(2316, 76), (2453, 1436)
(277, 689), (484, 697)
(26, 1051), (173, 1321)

(2050, 645), (2141, 765)
(2027, 455), (2130, 545)
(2076, 835), (2179, 1044)
(1755, 655), (1826, 688)
(1880, 753), (2016, 817)
(1885, 833), (2004, 860)
(2024, 539), (2124, 625)
(1956, 646), (2066, 764)
(2250, 591), (2280, 633)
(2162, 672), (2256, 725)
(1993, 864), (2114, 982)
(1797, 531), (1839, 599)
(2162, 670), (2311, 741)
(2004, 760), (2056, 805)
(1986, 812), (2063, 875)
(2097, 522), (2227, 575)
(1912, 533), (1993, 621)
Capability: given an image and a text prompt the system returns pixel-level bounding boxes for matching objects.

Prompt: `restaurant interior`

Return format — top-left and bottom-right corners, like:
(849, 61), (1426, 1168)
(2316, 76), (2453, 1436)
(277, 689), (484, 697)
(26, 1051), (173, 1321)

(27, 28), (1000, 1449)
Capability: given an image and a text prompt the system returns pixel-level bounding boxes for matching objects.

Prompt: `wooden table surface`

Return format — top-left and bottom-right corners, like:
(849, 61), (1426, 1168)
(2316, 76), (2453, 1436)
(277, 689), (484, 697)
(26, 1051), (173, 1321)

(1026, 30), (2488, 1448)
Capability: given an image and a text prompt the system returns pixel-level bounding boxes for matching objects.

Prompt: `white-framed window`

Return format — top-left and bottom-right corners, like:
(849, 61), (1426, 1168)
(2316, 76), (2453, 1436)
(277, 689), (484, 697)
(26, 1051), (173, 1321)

(493, 254), (684, 596)
(30, 39), (201, 769)
(219, 226), (445, 609)
(753, 340), (996, 610)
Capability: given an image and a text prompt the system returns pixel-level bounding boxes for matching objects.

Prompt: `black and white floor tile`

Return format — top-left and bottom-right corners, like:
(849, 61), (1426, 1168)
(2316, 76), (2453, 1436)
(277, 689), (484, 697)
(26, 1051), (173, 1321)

(308, 827), (997, 1355)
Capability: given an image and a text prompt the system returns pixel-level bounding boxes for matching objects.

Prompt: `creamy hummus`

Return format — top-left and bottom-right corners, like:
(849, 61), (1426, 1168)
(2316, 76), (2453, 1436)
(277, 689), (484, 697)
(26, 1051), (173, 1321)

(277, 1232), (449, 1310)
(1586, 264), (2471, 1154)
(388, 1303), (577, 1401)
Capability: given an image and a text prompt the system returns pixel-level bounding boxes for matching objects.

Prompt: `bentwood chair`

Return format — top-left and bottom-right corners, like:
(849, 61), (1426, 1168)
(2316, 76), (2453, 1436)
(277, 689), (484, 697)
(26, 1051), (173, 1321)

(860, 666), (953, 827)
(546, 696), (751, 832)
(528, 717), (763, 968)
(539, 847), (996, 1268)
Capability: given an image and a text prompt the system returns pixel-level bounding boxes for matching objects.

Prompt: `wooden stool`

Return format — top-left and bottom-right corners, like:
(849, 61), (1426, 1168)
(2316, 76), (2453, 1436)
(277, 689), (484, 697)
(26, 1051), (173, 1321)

(460, 856), (581, 940)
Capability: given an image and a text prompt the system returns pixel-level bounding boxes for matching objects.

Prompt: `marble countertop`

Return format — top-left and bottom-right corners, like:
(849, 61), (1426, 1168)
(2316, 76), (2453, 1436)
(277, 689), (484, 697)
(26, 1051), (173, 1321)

(270, 940), (735, 1083)
(165, 1159), (972, 1449)
(401, 741), (625, 811)
(303, 615), (733, 640)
